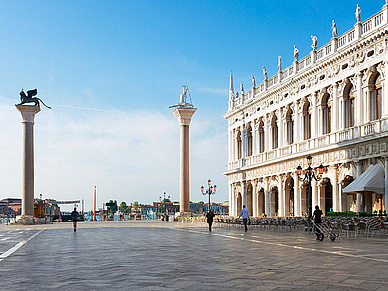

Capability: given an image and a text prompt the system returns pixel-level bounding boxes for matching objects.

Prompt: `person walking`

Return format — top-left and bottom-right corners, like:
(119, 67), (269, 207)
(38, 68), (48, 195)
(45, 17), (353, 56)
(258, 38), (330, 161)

(312, 205), (323, 240)
(71, 207), (79, 232)
(238, 205), (249, 232)
(206, 209), (215, 232)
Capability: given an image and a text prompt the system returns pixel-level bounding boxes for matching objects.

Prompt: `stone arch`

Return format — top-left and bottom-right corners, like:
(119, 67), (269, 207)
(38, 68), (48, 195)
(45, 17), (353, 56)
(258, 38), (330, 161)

(302, 99), (311, 140)
(257, 187), (265, 216)
(321, 92), (331, 134)
(369, 71), (382, 120)
(257, 118), (265, 153)
(246, 124), (253, 156)
(271, 113), (278, 149)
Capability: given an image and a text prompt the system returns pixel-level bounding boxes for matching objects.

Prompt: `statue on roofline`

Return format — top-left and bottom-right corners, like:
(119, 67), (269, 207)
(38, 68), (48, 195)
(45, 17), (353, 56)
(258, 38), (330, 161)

(332, 20), (338, 38)
(355, 4), (361, 23)
(277, 56), (282, 71)
(311, 35), (317, 51)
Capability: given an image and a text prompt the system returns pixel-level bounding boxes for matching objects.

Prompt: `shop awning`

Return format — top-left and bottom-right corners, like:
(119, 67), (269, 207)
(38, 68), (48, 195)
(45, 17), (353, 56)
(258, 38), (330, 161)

(343, 164), (385, 195)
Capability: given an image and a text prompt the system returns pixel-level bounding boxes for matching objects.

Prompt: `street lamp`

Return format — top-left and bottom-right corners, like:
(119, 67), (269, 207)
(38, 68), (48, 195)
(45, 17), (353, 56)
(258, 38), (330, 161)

(201, 179), (217, 213)
(296, 155), (325, 218)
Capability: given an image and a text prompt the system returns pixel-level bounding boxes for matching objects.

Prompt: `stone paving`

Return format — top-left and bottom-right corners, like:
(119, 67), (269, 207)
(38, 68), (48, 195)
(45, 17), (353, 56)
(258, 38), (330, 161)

(0, 221), (388, 290)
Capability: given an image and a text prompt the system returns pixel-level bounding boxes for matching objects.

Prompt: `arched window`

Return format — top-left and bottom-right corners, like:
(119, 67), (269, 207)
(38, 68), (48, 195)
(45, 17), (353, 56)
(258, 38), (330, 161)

(286, 108), (294, 144)
(246, 125), (252, 156)
(344, 83), (355, 128)
(271, 115), (278, 149)
(236, 130), (242, 159)
(258, 119), (265, 153)
(322, 93), (331, 134)
(370, 73), (382, 121)
(303, 101), (311, 140)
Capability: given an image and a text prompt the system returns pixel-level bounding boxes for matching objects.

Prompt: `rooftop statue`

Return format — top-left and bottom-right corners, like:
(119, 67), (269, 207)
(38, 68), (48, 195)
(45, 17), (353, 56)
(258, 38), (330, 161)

(293, 46), (299, 62)
(235, 91), (239, 98)
(240, 82), (244, 94)
(251, 74), (256, 87)
(169, 85), (193, 108)
(277, 56), (282, 71)
(355, 4), (361, 23)
(311, 35), (317, 51)
(262, 67), (268, 80)
(18, 89), (51, 109)
(332, 20), (338, 38)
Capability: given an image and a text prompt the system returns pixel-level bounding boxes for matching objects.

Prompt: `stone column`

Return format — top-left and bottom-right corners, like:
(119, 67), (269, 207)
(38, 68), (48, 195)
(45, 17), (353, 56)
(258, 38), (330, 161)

(332, 165), (339, 212)
(252, 121), (257, 156)
(385, 157), (388, 212)
(356, 161), (363, 212)
(278, 109), (284, 148)
(241, 181), (247, 209)
(356, 72), (363, 125)
(264, 178), (270, 216)
(252, 179), (258, 217)
(311, 92), (317, 138)
(173, 107), (197, 213)
(229, 183), (233, 216)
(311, 179), (317, 210)
(294, 101), (300, 143)
(16, 105), (41, 224)
(332, 83), (338, 132)
(278, 175), (284, 217)
(293, 173), (300, 216)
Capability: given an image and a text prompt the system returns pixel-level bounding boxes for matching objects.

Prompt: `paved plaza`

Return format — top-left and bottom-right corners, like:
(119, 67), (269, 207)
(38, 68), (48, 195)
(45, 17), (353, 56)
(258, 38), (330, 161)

(0, 221), (388, 290)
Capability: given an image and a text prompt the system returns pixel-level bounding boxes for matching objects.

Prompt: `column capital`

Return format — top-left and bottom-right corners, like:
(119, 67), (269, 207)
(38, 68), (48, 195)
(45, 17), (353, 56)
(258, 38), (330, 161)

(173, 107), (197, 126)
(15, 105), (40, 123)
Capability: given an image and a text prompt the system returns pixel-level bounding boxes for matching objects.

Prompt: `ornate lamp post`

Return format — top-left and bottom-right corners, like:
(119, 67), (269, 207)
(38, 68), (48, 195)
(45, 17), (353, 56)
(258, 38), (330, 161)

(296, 155), (325, 218)
(201, 180), (217, 213)
(159, 192), (170, 220)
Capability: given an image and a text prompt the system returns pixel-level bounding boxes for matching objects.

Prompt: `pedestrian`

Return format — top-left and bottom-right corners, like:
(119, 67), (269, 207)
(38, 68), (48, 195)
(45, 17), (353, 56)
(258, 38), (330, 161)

(311, 205), (323, 240)
(206, 209), (215, 232)
(238, 205), (249, 232)
(71, 207), (79, 232)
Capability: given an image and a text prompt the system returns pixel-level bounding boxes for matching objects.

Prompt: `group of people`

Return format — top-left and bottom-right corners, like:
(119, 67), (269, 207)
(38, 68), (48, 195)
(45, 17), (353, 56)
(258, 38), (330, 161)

(206, 204), (324, 237)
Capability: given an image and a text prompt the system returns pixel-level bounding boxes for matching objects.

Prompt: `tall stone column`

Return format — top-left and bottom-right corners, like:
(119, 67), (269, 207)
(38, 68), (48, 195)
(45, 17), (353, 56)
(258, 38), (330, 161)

(16, 105), (41, 224)
(172, 107), (197, 213)
(384, 157), (388, 211)
(252, 179), (258, 217)
(356, 161), (363, 212)
(293, 173), (300, 216)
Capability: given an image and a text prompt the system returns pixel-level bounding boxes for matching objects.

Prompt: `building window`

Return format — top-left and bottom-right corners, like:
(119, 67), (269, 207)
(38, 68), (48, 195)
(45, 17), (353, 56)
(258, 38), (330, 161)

(286, 108), (294, 144)
(237, 131), (242, 159)
(258, 120), (265, 153)
(271, 115), (278, 149)
(370, 73), (382, 121)
(322, 93), (331, 135)
(303, 101), (311, 140)
(247, 126), (252, 156)
(344, 84), (355, 128)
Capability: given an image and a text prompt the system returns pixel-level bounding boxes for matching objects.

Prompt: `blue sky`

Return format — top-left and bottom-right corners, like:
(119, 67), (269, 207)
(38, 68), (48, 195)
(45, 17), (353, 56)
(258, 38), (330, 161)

(0, 0), (385, 211)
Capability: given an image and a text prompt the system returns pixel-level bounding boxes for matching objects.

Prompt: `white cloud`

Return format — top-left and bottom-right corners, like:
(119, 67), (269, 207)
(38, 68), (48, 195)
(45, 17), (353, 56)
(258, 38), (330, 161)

(0, 104), (228, 212)
(197, 87), (228, 95)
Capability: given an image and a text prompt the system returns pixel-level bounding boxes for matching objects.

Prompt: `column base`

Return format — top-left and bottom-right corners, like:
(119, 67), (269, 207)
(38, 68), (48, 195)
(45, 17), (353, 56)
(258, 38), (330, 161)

(177, 212), (194, 217)
(14, 215), (36, 225)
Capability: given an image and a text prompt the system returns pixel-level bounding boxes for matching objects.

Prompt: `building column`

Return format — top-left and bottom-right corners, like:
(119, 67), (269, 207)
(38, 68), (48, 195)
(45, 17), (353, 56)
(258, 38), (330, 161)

(356, 161), (363, 212)
(293, 173), (300, 216)
(294, 101), (300, 143)
(384, 61), (388, 117)
(311, 92), (318, 138)
(363, 88), (370, 123)
(241, 127), (246, 159)
(252, 179), (258, 217)
(229, 183), (233, 216)
(339, 182), (344, 212)
(278, 175), (284, 217)
(338, 96), (345, 130)
(311, 179), (317, 210)
(385, 157), (388, 211)
(228, 130), (232, 162)
(252, 121), (257, 156)
(241, 181), (247, 209)
(332, 83), (338, 132)
(356, 72), (363, 126)
(332, 165), (339, 212)
(317, 183), (323, 210)
(264, 178), (270, 216)
(278, 109), (284, 148)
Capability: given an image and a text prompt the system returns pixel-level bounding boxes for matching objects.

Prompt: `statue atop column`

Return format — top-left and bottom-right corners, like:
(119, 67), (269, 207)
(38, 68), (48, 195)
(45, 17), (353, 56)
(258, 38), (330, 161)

(332, 20), (338, 38)
(262, 67), (268, 80)
(169, 85), (193, 108)
(18, 89), (51, 109)
(277, 56), (282, 71)
(293, 46), (299, 62)
(311, 35), (317, 51)
(251, 74), (256, 87)
(355, 4), (361, 23)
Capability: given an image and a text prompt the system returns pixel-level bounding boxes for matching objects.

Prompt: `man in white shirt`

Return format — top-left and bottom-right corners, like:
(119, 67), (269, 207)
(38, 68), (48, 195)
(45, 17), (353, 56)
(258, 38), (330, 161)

(238, 205), (249, 232)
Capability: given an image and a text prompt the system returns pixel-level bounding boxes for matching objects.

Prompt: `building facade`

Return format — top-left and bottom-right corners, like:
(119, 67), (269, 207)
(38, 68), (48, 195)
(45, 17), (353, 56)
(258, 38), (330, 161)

(224, 3), (388, 217)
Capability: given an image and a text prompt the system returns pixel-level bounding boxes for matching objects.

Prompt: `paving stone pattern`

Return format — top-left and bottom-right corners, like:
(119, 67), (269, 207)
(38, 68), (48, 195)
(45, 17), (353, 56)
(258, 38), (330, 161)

(0, 221), (388, 290)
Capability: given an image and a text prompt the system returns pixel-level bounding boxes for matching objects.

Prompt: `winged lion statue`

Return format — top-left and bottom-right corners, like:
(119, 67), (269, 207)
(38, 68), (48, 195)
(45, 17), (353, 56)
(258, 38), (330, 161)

(18, 88), (51, 109)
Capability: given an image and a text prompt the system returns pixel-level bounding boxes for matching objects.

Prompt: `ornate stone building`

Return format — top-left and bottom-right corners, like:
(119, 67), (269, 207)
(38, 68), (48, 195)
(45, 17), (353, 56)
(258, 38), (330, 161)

(224, 2), (388, 217)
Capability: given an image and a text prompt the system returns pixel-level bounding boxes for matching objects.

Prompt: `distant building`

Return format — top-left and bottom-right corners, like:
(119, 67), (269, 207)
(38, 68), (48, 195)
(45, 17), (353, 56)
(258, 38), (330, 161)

(0, 198), (21, 216)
